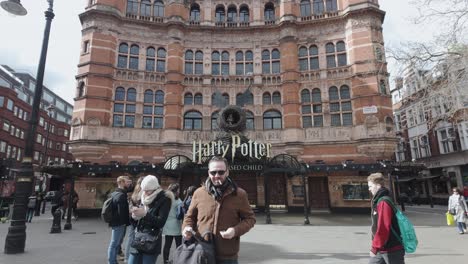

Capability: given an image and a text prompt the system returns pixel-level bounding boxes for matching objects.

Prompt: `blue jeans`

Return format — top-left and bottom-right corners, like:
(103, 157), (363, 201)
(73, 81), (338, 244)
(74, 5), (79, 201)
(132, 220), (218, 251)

(217, 260), (239, 264)
(26, 208), (34, 222)
(125, 225), (136, 261)
(456, 221), (467, 233)
(128, 253), (158, 264)
(108, 225), (126, 264)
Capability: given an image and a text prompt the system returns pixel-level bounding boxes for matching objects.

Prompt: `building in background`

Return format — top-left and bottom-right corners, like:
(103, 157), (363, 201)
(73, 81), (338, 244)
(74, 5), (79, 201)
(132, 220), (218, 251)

(392, 51), (468, 204)
(0, 65), (74, 196)
(70, 0), (395, 212)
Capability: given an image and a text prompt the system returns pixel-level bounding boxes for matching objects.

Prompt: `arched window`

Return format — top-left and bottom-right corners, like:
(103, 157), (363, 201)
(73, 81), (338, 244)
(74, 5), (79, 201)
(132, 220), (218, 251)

(299, 45), (320, 71)
(221, 51), (229, 75)
(301, 89), (310, 103)
(117, 43), (129, 68)
(190, 4), (200, 22)
(309, 45), (319, 70)
(115, 87), (125, 101)
(194, 93), (203, 105)
(330, 85), (352, 126)
(222, 93), (230, 107)
(312, 88), (321, 103)
(143, 89), (164, 129)
(246, 111), (255, 130)
(263, 110), (282, 129)
(298, 46), (308, 71)
(237, 91), (253, 105)
(313, 0), (324, 15)
(144, 89), (154, 103)
(185, 50), (203, 75)
(184, 111), (202, 130)
(211, 51), (220, 75)
(156, 48), (166, 72)
(385, 117), (394, 132)
(380, 80), (387, 94)
(262, 49), (281, 74)
(127, 88), (137, 102)
(302, 88), (323, 127)
(126, 0), (138, 15)
(113, 87), (136, 128)
(78, 82), (85, 97)
(326, 43), (336, 68)
(153, 0), (164, 17)
(326, 0), (338, 12)
(272, 92), (281, 104)
(140, 0), (151, 17)
(211, 111), (219, 130)
(239, 5), (249, 22)
(215, 6), (225, 23)
(300, 0), (311, 17)
(336, 41), (347, 66)
(227, 5), (237, 23)
(184, 93), (193, 105)
(155, 90), (164, 104)
(146, 47), (155, 71)
(235, 50), (253, 75)
(263, 92), (271, 105)
(264, 2), (275, 21)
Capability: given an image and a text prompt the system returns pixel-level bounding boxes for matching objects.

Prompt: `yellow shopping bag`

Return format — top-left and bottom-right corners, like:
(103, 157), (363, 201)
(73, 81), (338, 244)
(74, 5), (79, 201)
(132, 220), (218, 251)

(446, 212), (455, 226)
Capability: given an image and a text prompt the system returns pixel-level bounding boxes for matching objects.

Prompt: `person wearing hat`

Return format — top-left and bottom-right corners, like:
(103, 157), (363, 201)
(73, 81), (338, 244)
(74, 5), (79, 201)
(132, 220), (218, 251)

(128, 175), (173, 264)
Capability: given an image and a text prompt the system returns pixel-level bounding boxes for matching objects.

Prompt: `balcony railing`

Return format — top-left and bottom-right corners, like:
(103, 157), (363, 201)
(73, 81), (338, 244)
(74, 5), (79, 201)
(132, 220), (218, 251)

(300, 11), (340, 22)
(125, 13), (164, 23)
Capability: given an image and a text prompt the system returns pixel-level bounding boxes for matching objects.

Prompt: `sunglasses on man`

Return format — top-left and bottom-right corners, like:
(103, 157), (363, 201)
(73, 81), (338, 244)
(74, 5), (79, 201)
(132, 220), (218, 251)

(209, 170), (226, 176)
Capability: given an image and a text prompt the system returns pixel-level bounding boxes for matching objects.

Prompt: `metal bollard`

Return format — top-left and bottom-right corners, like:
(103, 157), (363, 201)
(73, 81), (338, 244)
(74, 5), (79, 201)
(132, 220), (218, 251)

(50, 209), (62, 234)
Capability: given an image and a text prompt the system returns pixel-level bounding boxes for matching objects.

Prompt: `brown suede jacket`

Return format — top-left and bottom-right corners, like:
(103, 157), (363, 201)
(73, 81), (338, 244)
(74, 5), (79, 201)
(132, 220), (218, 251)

(182, 184), (256, 260)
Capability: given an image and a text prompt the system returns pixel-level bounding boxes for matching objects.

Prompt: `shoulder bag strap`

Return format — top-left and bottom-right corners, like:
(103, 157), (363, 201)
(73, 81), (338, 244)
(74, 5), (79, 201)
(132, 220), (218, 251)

(376, 196), (402, 243)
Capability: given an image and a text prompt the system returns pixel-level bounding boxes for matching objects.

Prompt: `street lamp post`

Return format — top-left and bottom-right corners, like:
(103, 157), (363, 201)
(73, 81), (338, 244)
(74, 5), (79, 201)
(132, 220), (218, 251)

(2, 0), (55, 254)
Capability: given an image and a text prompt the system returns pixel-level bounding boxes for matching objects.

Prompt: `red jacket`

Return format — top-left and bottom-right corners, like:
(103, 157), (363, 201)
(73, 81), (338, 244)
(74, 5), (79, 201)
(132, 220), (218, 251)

(371, 199), (403, 253)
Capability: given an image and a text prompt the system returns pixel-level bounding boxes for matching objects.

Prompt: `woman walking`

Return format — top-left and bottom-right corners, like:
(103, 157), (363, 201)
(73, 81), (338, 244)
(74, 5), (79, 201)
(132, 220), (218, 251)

(128, 175), (172, 264)
(448, 188), (468, 234)
(162, 183), (183, 264)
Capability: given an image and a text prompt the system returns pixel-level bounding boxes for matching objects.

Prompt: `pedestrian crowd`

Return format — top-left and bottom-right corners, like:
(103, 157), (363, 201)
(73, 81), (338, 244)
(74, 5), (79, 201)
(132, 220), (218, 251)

(106, 156), (255, 264)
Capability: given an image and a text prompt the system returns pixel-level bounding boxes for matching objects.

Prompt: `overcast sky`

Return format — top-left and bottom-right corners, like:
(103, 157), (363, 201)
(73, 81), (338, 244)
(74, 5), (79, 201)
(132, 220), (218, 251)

(0, 0), (439, 105)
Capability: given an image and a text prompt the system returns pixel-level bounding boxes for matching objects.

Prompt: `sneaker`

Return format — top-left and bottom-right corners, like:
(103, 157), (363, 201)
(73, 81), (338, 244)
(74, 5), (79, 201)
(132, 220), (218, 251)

(459, 232), (464, 235)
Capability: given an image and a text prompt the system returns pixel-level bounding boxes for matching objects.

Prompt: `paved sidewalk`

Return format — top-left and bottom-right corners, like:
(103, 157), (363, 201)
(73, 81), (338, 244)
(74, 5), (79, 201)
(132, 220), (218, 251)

(0, 204), (465, 264)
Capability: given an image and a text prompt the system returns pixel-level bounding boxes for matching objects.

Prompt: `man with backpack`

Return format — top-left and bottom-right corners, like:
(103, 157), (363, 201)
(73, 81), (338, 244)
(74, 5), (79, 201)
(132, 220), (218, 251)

(106, 175), (133, 264)
(367, 173), (405, 264)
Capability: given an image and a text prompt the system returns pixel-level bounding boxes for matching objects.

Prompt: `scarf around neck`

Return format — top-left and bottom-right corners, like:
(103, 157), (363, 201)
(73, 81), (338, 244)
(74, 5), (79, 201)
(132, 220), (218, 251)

(141, 188), (163, 206)
(205, 176), (236, 200)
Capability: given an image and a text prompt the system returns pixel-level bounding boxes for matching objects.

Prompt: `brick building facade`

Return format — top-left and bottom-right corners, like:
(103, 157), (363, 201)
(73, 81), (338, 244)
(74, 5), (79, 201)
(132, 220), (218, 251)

(71, 0), (395, 211)
(0, 65), (74, 196)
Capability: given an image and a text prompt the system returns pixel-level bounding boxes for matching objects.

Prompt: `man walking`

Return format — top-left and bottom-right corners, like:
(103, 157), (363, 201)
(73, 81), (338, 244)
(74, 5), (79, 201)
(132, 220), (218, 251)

(182, 156), (256, 264)
(368, 173), (405, 264)
(107, 176), (133, 264)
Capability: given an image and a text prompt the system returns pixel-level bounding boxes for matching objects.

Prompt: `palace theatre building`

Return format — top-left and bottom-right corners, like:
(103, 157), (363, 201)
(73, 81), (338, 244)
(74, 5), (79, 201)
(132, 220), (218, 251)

(70, 0), (395, 212)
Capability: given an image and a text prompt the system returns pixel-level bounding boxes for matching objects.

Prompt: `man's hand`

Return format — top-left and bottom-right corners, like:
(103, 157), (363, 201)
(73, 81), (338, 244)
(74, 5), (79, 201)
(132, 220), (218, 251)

(183, 226), (194, 239)
(220, 227), (236, 239)
(369, 251), (376, 257)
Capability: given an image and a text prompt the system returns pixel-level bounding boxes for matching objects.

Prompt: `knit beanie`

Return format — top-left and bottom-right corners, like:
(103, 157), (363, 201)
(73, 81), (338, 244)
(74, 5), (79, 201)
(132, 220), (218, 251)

(141, 175), (160, 191)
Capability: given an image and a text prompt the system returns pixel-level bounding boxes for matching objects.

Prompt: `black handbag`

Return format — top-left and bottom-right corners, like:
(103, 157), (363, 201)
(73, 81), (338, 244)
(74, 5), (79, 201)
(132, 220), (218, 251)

(131, 229), (162, 254)
(171, 231), (216, 264)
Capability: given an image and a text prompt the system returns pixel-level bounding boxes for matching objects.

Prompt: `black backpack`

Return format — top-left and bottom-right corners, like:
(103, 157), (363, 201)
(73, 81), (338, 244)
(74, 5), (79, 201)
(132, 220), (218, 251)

(101, 193), (114, 223)
(171, 232), (216, 264)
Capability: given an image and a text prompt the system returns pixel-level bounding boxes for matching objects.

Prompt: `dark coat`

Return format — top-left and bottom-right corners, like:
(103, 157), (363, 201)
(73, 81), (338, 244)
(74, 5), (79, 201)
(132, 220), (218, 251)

(130, 190), (172, 255)
(110, 188), (130, 227)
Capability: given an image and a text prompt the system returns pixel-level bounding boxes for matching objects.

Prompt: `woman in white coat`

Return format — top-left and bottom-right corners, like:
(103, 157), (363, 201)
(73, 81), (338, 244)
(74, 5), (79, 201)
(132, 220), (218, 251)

(448, 188), (468, 234)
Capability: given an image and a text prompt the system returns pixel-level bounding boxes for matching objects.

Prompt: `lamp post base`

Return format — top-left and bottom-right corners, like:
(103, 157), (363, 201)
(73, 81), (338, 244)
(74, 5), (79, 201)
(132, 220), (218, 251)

(63, 222), (72, 230)
(4, 225), (26, 254)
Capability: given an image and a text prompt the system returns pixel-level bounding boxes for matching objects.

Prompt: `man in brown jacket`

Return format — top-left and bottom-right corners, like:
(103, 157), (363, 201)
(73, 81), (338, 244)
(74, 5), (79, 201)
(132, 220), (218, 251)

(182, 156), (256, 264)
